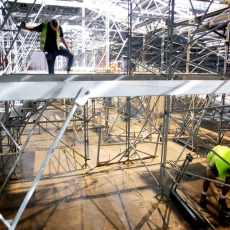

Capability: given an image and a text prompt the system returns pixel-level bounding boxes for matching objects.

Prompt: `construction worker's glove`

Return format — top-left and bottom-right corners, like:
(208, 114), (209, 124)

(21, 21), (26, 29)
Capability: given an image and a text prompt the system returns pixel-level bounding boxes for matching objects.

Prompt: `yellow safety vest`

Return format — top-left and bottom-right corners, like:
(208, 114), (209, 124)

(207, 145), (230, 179)
(40, 22), (60, 51)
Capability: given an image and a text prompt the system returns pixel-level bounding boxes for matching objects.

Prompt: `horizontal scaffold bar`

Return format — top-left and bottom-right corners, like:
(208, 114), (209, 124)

(0, 74), (229, 101)
(0, 73), (228, 82)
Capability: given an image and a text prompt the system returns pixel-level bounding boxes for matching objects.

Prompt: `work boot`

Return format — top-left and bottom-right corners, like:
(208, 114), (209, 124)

(200, 194), (207, 207)
(219, 198), (229, 212)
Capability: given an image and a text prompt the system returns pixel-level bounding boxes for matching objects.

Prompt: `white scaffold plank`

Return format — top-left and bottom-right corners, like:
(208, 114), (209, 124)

(0, 73), (226, 82)
(0, 80), (229, 101)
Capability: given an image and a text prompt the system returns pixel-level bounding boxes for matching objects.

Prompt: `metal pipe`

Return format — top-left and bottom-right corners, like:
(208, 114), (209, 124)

(208, 12), (230, 28)
(170, 114), (230, 169)
(125, 97), (131, 159)
(0, 100), (49, 194)
(105, 0), (110, 71)
(127, 0), (132, 75)
(170, 190), (198, 222)
(1, 0), (37, 73)
(96, 126), (102, 166)
(130, 98), (164, 137)
(10, 94), (81, 229)
(12, 3), (45, 72)
(37, 123), (85, 160)
(105, 103), (109, 141)
(158, 0), (175, 193)
(0, 0), (12, 31)
(0, 214), (10, 229)
(162, 137), (192, 187)
(169, 104), (230, 113)
(158, 95), (170, 197)
(133, 148), (159, 186)
(0, 152), (20, 156)
(171, 154), (193, 190)
(0, 121), (21, 151)
(186, 20), (192, 73)
(217, 94), (225, 144)
(83, 102), (89, 167)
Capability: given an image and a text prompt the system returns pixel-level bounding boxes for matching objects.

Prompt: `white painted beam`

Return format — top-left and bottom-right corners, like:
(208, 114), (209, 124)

(7, 0), (115, 11)
(0, 79), (229, 101)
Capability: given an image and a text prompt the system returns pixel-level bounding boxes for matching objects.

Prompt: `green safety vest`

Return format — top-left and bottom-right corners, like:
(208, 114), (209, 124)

(207, 145), (230, 179)
(40, 22), (61, 51)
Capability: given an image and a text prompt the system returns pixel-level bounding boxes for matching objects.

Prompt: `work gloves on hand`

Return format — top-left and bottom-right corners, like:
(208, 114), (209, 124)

(20, 21), (26, 29)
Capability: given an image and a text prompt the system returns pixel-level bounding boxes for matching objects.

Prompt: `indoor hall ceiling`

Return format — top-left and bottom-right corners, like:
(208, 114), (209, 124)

(1, 0), (230, 75)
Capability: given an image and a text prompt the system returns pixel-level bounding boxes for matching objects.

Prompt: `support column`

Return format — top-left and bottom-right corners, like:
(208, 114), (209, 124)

(217, 94), (225, 144)
(142, 36), (146, 72)
(83, 101), (89, 168)
(105, 0), (110, 72)
(125, 97), (131, 159)
(224, 9), (230, 74)
(156, 0), (175, 201)
(161, 31), (165, 72)
(186, 20), (192, 73)
(104, 100), (109, 142)
(91, 99), (96, 128)
(127, 0), (132, 75)
(82, 7), (86, 70)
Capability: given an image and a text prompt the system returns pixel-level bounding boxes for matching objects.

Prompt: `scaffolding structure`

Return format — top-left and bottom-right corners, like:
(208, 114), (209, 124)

(1, 0), (230, 229)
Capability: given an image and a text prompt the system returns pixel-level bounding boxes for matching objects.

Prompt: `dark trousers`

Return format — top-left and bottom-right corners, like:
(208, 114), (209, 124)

(45, 47), (74, 74)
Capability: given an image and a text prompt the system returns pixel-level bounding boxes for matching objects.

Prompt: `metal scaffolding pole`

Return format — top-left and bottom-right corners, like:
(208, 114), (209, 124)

(2, 1), (230, 228)
(2, 88), (89, 230)
(83, 101), (89, 168)
(161, 31), (165, 72)
(217, 94), (225, 144)
(0, 0), (37, 73)
(224, 8), (230, 74)
(105, 0), (110, 72)
(0, 100), (49, 194)
(125, 97), (131, 162)
(157, 0), (175, 201)
(127, 0), (132, 75)
(186, 20), (192, 73)
(82, 6), (86, 70)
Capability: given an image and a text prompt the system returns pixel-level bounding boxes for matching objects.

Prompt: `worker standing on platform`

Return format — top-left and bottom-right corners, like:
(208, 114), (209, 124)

(21, 19), (74, 74)
(200, 145), (230, 212)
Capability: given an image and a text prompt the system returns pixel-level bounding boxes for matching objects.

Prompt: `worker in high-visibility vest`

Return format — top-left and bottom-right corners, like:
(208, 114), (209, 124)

(200, 145), (230, 212)
(21, 19), (74, 74)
